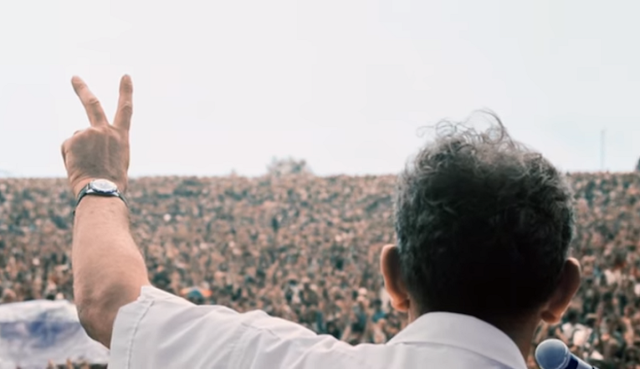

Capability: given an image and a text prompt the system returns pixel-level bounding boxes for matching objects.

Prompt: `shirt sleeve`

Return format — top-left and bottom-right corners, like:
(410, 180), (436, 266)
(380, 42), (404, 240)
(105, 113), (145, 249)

(108, 286), (365, 369)
(109, 286), (248, 368)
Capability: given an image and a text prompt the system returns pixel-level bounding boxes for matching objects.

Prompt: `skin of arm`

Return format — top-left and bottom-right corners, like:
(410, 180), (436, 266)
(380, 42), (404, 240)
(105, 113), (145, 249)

(72, 195), (150, 347)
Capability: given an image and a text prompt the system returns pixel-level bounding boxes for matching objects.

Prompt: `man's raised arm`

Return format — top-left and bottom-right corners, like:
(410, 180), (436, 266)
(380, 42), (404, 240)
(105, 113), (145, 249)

(61, 75), (150, 348)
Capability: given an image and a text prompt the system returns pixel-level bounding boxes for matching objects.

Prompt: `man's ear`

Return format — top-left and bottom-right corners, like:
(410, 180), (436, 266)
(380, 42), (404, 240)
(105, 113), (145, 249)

(540, 257), (581, 324)
(380, 244), (411, 312)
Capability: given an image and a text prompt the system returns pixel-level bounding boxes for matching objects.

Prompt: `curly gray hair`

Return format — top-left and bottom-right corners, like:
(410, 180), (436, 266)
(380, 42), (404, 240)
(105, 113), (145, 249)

(394, 111), (574, 320)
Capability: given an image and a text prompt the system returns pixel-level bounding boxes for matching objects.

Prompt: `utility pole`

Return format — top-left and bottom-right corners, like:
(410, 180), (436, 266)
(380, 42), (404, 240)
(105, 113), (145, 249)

(600, 129), (606, 171)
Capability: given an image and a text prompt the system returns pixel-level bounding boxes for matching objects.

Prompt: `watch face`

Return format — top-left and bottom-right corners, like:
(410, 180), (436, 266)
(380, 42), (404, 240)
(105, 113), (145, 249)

(90, 179), (118, 193)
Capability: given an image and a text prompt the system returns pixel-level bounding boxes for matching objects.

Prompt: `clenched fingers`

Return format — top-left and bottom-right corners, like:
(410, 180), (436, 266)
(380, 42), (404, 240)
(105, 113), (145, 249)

(61, 139), (68, 162)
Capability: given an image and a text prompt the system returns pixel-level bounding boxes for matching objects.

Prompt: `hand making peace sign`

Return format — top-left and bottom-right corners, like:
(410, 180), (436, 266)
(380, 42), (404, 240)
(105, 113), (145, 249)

(61, 75), (133, 197)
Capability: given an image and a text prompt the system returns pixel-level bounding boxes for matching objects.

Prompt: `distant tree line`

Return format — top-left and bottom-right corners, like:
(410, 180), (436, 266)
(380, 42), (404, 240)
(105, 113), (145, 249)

(266, 157), (312, 177)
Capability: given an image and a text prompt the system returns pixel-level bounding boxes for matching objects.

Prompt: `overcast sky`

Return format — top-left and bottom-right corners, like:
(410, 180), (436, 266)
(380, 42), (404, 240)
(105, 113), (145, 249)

(0, 0), (638, 178)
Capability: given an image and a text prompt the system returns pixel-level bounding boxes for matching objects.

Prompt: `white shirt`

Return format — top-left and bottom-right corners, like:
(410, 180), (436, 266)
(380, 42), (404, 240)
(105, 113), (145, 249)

(604, 268), (622, 286)
(109, 286), (528, 369)
(561, 322), (590, 347)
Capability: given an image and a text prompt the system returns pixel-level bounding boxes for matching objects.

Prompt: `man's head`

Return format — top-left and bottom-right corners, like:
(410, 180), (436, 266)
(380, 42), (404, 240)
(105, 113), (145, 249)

(566, 309), (579, 324)
(381, 112), (581, 328)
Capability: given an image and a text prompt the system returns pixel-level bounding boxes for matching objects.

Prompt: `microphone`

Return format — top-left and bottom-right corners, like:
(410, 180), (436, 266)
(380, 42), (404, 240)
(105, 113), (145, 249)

(535, 339), (599, 369)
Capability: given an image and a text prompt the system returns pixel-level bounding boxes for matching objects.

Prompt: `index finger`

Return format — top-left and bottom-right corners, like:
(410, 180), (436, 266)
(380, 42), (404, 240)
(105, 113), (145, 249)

(71, 76), (108, 127)
(113, 74), (133, 131)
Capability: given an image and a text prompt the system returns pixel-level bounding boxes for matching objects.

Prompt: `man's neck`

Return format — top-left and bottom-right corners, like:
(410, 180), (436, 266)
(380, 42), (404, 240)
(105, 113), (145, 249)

(491, 316), (539, 360)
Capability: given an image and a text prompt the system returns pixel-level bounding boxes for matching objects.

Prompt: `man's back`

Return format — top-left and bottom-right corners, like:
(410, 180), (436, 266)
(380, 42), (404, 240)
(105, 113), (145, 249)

(109, 286), (527, 369)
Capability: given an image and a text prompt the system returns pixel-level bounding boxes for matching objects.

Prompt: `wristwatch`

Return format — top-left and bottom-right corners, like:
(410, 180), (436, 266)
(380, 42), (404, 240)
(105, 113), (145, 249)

(74, 179), (128, 214)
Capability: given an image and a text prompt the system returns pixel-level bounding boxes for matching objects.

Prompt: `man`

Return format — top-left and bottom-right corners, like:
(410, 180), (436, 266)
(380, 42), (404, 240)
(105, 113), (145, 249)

(61, 75), (581, 368)
(561, 309), (589, 349)
(371, 299), (387, 324)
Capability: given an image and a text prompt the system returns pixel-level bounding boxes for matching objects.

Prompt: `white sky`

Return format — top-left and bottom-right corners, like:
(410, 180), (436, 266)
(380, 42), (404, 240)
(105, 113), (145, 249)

(0, 0), (639, 177)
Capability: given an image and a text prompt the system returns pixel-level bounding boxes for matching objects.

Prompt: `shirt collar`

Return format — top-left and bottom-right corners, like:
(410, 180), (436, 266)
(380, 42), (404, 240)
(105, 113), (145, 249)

(387, 312), (528, 369)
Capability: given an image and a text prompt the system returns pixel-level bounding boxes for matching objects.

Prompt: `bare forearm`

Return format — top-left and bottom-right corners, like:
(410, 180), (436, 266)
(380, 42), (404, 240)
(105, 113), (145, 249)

(72, 195), (150, 347)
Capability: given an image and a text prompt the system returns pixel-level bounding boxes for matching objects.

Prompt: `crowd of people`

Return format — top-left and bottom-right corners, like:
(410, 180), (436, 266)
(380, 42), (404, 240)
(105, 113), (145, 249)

(1, 171), (640, 368)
